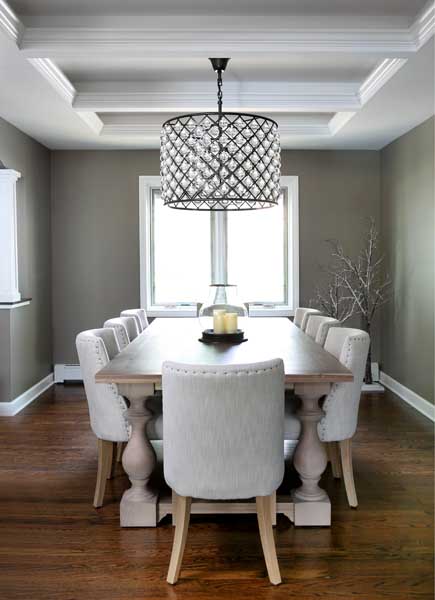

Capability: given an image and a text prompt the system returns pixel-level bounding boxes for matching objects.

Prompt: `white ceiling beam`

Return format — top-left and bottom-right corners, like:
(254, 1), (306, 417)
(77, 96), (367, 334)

(99, 113), (332, 137)
(17, 3), (434, 59)
(19, 26), (419, 58)
(73, 81), (361, 113)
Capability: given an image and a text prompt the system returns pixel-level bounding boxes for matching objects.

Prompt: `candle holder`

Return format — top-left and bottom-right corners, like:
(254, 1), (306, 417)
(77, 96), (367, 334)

(198, 284), (248, 344)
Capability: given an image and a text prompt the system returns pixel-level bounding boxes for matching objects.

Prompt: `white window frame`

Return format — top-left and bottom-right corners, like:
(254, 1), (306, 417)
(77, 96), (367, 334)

(139, 175), (299, 317)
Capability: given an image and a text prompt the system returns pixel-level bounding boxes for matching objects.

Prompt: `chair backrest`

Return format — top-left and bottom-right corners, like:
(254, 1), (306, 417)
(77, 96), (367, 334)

(294, 307), (322, 330)
(319, 327), (370, 442)
(118, 312), (140, 340)
(316, 317), (341, 347)
(103, 317), (130, 350)
(300, 308), (322, 331)
(120, 309), (149, 332)
(162, 359), (285, 500)
(76, 328), (129, 442)
(305, 315), (341, 346)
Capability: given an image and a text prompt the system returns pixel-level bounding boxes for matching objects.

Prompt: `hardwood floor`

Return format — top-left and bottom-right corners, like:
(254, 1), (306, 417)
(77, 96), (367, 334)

(0, 385), (433, 599)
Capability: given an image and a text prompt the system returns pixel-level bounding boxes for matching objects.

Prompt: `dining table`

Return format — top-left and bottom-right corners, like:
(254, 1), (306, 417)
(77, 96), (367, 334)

(95, 317), (353, 528)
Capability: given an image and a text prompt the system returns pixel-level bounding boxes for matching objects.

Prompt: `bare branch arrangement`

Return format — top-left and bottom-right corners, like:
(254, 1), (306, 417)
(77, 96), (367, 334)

(311, 272), (357, 323)
(312, 218), (392, 384)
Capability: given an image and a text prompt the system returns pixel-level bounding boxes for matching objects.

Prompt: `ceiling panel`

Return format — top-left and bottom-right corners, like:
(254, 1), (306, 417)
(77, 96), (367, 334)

(59, 55), (379, 84)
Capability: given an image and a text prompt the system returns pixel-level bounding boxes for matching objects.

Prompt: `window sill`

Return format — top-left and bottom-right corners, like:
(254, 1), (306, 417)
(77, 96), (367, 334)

(146, 305), (294, 318)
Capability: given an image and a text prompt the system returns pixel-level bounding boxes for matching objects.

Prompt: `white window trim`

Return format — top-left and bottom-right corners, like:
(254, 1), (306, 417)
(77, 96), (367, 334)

(139, 175), (299, 317)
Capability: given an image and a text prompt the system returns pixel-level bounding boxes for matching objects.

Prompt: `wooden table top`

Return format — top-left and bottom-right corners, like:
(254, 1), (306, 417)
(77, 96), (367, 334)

(95, 317), (353, 385)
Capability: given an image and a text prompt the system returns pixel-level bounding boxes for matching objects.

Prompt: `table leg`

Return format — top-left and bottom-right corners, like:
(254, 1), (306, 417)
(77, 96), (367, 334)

(292, 383), (331, 526)
(118, 383), (158, 527)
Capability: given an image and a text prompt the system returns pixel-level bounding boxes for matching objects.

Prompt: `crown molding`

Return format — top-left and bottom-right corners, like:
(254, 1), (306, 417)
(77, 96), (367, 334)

(328, 111), (357, 135)
(74, 81), (360, 113)
(410, 1), (435, 49)
(0, 1), (23, 43)
(76, 111), (104, 135)
(27, 57), (103, 134)
(358, 58), (407, 105)
(28, 57), (76, 103)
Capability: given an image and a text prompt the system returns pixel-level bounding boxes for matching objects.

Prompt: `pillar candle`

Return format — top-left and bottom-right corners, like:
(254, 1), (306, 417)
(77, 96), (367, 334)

(224, 313), (238, 334)
(213, 309), (226, 334)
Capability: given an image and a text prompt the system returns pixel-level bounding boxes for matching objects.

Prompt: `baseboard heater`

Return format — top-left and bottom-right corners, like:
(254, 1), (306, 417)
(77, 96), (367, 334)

(54, 364), (82, 383)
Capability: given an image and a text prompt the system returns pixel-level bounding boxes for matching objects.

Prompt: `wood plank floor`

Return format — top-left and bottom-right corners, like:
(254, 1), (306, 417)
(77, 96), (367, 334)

(0, 385), (433, 600)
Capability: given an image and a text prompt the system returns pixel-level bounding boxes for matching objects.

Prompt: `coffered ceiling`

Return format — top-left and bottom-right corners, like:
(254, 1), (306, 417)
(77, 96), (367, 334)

(0, 0), (433, 149)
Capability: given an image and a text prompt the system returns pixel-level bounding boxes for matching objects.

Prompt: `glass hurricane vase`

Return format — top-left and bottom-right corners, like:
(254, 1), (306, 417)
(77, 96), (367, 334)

(199, 284), (248, 335)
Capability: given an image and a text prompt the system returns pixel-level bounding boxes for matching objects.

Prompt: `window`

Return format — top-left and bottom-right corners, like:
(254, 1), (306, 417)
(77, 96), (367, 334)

(140, 176), (299, 316)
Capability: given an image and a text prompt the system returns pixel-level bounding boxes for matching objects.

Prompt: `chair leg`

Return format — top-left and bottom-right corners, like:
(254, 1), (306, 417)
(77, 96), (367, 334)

(94, 439), (113, 508)
(108, 442), (118, 479)
(328, 442), (342, 479)
(171, 489), (177, 526)
(167, 493), (191, 584)
(339, 438), (358, 508)
(270, 490), (277, 526)
(256, 495), (281, 585)
(116, 441), (125, 463)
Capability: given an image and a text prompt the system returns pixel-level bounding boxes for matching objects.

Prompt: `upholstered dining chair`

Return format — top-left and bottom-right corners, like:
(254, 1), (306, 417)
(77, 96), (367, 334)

(103, 317), (131, 350)
(76, 328), (162, 508)
(162, 359), (285, 585)
(284, 327), (369, 508)
(115, 313), (140, 341)
(120, 308), (149, 333)
(305, 315), (341, 347)
(293, 307), (322, 331)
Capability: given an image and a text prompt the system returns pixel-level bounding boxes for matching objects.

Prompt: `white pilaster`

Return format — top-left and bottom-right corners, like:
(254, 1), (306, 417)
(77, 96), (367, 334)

(0, 170), (22, 303)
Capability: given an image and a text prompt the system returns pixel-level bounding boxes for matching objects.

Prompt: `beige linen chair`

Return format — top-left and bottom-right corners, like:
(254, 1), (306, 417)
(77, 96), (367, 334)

(103, 317), (132, 350)
(120, 308), (149, 333)
(284, 327), (369, 507)
(293, 307), (322, 331)
(162, 359), (285, 585)
(76, 328), (162, 508)
(305, 315), (341, 346)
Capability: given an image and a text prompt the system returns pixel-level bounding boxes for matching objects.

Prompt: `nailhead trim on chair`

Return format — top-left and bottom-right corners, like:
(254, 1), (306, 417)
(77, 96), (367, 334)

(319, 336), (368, 439)
(79, 336), (130, 439)
(163, 365), (281, 376)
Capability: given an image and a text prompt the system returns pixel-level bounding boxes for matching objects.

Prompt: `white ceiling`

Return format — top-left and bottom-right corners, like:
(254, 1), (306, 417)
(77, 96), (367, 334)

(0, 0), (433, 150)
(58, 55), (379, 84)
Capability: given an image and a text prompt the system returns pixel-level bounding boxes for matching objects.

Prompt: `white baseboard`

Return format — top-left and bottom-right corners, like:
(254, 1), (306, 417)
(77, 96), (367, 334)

(54, 363), (82, 383)
(380, 371), (435, 422)
(0, 373), (54, 416)
(362, 382), (385, 392)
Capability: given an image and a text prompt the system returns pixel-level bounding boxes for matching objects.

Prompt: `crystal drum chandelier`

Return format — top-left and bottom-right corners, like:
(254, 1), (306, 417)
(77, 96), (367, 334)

(160, 58), (281, 210)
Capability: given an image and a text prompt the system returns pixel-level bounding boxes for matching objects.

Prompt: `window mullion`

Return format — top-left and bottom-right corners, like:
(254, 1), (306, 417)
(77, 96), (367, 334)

(210, 211), (228, 285)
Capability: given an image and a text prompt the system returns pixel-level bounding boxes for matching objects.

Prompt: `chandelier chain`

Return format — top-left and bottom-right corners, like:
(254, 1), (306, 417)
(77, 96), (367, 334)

(217, 69), (223, 114)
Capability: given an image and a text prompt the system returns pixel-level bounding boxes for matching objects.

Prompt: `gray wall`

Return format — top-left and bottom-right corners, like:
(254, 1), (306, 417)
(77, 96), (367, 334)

(381, 117), (434, 403)
(0, 117), (52, 400)
(51, 149), (381, 363)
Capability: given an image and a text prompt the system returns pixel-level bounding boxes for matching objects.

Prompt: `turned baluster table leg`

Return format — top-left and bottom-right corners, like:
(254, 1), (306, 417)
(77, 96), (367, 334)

(118, 383), (158, 527)
(292, 383), (331, 526)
